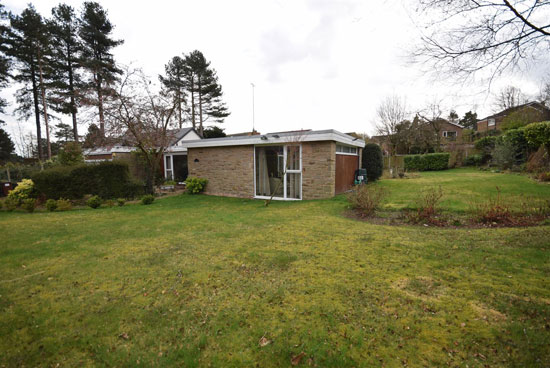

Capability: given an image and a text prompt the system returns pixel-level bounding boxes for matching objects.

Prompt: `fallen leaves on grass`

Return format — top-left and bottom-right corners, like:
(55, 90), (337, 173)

(259, 335), (271, 347)
(118, 332), (130, 340)
(291, 352), (306, 366)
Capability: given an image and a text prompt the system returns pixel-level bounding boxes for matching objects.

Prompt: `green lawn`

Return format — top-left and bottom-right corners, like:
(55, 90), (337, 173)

(1, 169), (549, 367)
(378, 168), (550, 212)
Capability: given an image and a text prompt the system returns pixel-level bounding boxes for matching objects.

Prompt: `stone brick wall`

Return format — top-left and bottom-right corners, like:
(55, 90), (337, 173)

(188, 145), (254, 198)
(301, 141), (336, 200)
(188, 141), (338, 200)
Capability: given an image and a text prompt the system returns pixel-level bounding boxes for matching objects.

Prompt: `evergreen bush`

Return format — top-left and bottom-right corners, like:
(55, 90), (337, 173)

(45, 199), (57, 212)
(87, 195), (102, 209)
(141, 194), (154, 205)
(362, 143), (383, 181)
(185, 177), (208, 194)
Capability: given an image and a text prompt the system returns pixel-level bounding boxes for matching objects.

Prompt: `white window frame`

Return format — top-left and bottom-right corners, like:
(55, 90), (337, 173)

(164, 154), (174, 180)
(443, 131), (457, 138)
(336, 144), (358, 156)
(253, 144), (302, 201)
(488, 118), (496, 127)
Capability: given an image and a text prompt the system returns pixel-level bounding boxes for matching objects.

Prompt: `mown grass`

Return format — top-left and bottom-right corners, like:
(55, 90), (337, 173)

(377, 167), (550, 212)
(0, 169), (549, 367)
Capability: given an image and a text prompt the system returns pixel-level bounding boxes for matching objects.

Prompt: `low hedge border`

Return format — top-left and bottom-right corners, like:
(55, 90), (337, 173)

(32, 161), (144, 200)
(404, 153), (450, 171)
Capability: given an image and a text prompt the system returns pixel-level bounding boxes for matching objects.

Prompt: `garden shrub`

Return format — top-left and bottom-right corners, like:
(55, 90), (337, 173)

(56, 198), (72, 211)
(0, 200), (2, 210)
(57, 142), (84, 166)
(526, 146), (550, 173)
(4, 197), (17, 211)
(404, 153), (449, 171)
(408, 186), (444, 224)
(141, 194), (155, 205)
(347, 184), (386, 217)
(105, 199), (115, 207)
(524, 121), (550, 152)
(474, 136), (498, 162)
(45, 199), (57, 212)
(471, 187), (516, 226)
(32, 161), (144, 200)
(491, 140), (517, 170)
(463, 154), (483, 166)
(87, 195), (102, 209)
(185, 177), (208, 194)
(21, 198), (36, 213)
(7, 179), (37, 204)
(117, 198), (126, 206)
(538, 172), (550, 182)
(362, 143), (383, 181)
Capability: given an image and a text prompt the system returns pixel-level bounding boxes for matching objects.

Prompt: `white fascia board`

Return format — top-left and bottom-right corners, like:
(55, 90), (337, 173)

(165, 146), (188, 153)
(179, 130), (365, 149)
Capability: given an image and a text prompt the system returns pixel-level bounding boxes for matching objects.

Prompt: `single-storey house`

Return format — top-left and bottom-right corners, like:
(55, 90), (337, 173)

(84, 128), (202, 182)
(440, 121), (464, 140)
(168, 129), (365, 200)
(477, 101), (550, 132)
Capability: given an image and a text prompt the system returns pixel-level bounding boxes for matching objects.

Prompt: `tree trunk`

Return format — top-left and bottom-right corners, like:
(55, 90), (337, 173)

(177, 89), (182, 129)
(68, 48), (78, 141)
(38, 57), (52, 160)
(97, 74), (105, 137)
(30, 64), (43, 161)
(198, 75), (203, 137)
(191, 75), (196, 131)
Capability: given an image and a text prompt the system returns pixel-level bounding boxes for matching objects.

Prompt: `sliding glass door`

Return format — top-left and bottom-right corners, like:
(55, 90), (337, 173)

(255, 145), (301, 200)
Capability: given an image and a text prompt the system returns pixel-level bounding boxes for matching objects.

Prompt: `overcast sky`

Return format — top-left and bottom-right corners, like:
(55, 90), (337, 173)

(2, 0), (546, 144)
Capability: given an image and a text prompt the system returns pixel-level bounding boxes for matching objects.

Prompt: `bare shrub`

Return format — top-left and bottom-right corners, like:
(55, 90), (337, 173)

(347, 185), (387, 217)
(408, 186), (444, 224)
(472, 187), (518, 226)
(526, 147), (550, 173)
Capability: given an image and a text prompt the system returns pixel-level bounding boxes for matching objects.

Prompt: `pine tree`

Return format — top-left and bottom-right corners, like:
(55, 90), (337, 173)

(54, 122), (75, 143)
(0, 3), (11, 121)
(79, 1), (123, 137)
(8, 5), (54, 160)
(159, 56), (187, 129)
(50, 3), (82, 142)
(459, 111), (478, 130)
(183, 50), (230, 137)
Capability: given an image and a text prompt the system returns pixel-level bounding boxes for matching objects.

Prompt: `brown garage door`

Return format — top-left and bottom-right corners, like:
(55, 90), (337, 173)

(335, 154), (359, 194)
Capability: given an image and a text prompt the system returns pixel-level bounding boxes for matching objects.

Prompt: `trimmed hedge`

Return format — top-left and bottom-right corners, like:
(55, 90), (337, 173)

(404, 153), (450, 171)
(32, 161), (144, 200)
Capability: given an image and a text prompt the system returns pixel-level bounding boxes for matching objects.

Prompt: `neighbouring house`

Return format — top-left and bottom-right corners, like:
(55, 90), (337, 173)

(440, 121), (464, 140)
(477, 101), (550, 132)
(172, 129), (365, 200)
(83, 145), (134, 162)
(84, 127), (202, 182)
(162, 128), (202, 181)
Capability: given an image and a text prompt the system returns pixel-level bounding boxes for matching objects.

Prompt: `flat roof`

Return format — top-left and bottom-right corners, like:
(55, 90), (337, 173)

(168, 129), (365, 152)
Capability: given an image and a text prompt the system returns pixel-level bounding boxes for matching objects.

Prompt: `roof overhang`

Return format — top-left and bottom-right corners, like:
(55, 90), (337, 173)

(168, 129), (365, 151)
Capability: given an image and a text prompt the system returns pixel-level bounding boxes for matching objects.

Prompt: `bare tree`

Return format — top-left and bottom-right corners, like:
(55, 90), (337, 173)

(375, 95), (409, 155)
(539, 79), (550, 105)
(106, 67), (177, 194)
(410, 1), (550, 81)
(417, 100), (445, 151)
(494, 85), (527, 110)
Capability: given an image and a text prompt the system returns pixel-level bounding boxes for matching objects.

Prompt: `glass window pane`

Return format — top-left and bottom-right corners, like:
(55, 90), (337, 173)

(287, 146), (300, 170)
(256, 146), (284, 197)
(286, 173), (301, 199)
(165, 155), (172, 170)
